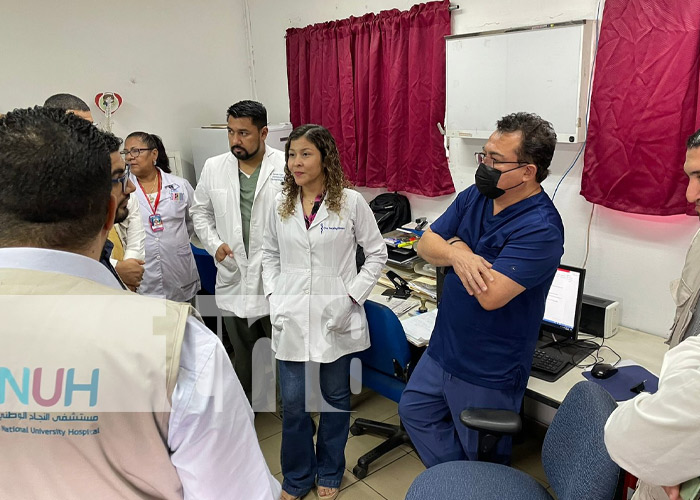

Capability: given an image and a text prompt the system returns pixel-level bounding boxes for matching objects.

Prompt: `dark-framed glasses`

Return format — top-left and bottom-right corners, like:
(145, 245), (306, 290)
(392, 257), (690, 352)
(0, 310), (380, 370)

(474, 152), (528, 168)
(112, 164), (131, 193)
(119, 147), (153, 159)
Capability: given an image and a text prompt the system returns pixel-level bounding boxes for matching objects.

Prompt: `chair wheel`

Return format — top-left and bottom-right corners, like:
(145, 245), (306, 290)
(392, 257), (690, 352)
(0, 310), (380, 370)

(352, 465), (368, 479)
(349, 423), (363, 436)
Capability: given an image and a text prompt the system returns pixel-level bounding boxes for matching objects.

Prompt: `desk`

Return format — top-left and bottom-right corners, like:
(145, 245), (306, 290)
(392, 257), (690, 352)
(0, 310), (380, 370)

(370, 282), (437, 347)
(526, 327), (667, 408)
(372, 278), (668, 411)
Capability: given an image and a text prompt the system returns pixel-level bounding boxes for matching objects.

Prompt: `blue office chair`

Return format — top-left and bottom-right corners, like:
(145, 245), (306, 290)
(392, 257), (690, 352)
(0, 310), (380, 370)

(191, 244), (217, 295)
(349, 300), (415, 479)
(405, 381), (620, 500)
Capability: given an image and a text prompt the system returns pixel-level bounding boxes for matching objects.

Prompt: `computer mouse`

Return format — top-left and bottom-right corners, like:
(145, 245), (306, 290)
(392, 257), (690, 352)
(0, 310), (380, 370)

(591, 363), (618, 379)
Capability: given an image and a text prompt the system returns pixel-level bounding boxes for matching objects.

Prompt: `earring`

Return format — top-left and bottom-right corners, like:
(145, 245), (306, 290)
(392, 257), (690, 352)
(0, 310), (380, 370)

(153, 160), (157, 166)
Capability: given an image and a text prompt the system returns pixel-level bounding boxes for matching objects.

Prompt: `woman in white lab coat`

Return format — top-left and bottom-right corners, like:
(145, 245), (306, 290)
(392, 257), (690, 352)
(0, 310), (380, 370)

(262, 124), (387, 500)
(124, 132), (200, 302)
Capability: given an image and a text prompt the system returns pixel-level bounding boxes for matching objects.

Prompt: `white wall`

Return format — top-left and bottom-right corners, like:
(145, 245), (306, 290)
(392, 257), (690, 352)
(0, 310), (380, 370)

(2, 0), (694, 336)
(0, 0), (254, 185)
(248, 0), (698, 337)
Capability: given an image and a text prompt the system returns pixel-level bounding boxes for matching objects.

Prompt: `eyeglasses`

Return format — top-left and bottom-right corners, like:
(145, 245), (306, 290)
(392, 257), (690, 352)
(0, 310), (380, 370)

(112, 164), (131, 193)
(475, 152), (528, 168)
(119, 147), (153, 159)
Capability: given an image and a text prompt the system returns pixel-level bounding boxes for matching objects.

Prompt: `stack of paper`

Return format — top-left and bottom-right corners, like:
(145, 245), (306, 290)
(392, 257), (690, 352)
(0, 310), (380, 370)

(401, 309), (438, 347)
(407, 278), (437, 300)
(368, 294), (419, 316)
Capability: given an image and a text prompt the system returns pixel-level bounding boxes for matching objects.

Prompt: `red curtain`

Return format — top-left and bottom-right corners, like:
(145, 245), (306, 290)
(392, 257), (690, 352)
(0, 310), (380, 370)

(286, 0), (453, 197)
(582, 0), (700, 215)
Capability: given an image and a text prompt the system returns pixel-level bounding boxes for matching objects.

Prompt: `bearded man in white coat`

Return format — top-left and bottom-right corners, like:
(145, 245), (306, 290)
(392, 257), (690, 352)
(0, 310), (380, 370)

(191, 100), (286, 403)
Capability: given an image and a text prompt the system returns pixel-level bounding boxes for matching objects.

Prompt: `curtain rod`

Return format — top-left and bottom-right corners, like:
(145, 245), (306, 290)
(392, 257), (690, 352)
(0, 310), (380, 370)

(284, 3), (461, 37)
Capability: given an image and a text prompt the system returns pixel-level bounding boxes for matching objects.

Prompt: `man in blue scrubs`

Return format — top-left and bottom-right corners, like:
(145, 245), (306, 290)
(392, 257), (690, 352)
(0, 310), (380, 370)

(399, 112), (564, 466)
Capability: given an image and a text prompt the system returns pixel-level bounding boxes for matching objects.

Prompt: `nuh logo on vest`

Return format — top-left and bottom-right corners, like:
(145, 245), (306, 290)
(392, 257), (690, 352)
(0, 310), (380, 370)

(0, 368), (100, 408)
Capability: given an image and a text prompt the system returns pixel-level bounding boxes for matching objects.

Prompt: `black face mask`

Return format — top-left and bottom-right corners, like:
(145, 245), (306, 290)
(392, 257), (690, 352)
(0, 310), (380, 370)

(475, 162), (527, 199)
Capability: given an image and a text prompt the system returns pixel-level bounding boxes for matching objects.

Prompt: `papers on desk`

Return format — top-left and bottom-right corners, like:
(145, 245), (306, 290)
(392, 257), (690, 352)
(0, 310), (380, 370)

(407, 277), (437, 300)
(401, 309), (438, 347)
(368, 294), (419, 317)
(378, 270), (438, 302)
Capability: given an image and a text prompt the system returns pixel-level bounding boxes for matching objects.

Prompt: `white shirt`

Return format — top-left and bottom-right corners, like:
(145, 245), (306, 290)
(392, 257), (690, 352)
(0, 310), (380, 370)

(604, 335), (700, 487)
(0, 247), (281, 500)
(109, 195), (146, 267)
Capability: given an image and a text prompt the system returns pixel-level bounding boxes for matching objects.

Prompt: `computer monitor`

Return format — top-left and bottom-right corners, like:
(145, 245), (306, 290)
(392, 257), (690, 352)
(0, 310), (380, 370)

(540, 264), (586, 341)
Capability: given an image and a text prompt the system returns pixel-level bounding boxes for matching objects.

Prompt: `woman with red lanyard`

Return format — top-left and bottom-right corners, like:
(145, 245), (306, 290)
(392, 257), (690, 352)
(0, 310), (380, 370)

(123, 132), (200, 302)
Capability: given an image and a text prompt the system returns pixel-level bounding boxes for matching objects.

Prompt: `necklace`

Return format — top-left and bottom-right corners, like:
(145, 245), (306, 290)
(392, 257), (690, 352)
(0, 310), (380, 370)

(138, 170), (161, 194)
(143, 174), (159, 193)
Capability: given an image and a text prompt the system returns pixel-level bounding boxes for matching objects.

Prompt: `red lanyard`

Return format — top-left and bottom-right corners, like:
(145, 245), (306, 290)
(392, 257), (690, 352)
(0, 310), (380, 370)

(138, 170), (162, 215)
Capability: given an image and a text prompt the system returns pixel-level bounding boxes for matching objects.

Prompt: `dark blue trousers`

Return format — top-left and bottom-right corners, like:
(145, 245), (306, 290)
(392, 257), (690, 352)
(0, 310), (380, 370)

(398, 353), (523, 467)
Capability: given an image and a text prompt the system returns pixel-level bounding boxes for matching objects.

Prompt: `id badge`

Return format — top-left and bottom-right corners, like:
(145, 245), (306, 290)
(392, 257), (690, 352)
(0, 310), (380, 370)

(149, 214), (164, 232)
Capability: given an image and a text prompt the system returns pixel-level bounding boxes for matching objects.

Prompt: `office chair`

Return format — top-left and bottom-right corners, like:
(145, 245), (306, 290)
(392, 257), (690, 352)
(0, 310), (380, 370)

(405, 381), (620, 500)
(191, 244), (216, 295)
(349, 300), (414, 479)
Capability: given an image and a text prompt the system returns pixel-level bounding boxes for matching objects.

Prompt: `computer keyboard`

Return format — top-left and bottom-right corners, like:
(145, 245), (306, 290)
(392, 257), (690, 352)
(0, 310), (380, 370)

(531, 348), (567, 375)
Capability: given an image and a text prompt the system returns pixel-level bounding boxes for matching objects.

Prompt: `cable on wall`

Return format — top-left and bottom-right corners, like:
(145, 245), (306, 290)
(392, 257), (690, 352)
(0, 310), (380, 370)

(581, 204), (595, 268)
(551, 0), (604, 201)
(243, 0), (258, 101)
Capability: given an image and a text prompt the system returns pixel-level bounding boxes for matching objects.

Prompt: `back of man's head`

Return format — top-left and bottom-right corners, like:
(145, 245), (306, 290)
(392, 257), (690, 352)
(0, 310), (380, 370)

(496, 112), (557, 183)
(44, 93), (90, 112)
(226, 100), (267, 130)
(103, 131), (122, 155)
(44, 93), (93, 122)
(687, 129), (700, 150)
(0, 107), (112, 250)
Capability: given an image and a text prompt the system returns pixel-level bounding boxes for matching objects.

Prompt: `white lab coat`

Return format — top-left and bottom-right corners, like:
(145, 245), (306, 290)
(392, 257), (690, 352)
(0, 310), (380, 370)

(131, 169), (200, 302)
(262, 189), (388, 363)
(190, 148), (286, 318)
(605, 335), (700, 492)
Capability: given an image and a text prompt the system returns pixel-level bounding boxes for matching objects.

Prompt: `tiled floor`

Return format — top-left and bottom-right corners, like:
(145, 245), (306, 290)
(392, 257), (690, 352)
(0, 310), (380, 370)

(255, 390), (550, 500)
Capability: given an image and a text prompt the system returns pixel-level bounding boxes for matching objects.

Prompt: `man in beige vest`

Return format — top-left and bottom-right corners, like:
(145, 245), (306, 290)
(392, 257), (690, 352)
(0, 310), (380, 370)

(44, 93), (146, 291)
(605, 129), (700, 500)
(0, 107), (281, 499)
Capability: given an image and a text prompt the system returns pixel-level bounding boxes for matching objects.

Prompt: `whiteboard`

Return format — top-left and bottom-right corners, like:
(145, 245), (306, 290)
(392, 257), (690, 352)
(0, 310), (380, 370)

(446, 21), (594, 143)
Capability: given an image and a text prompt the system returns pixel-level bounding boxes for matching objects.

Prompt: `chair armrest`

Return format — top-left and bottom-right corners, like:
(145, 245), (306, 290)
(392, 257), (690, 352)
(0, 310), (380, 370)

(460, 409), (522, 436)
